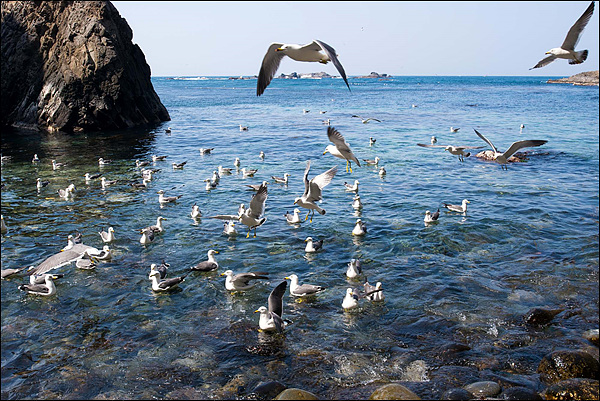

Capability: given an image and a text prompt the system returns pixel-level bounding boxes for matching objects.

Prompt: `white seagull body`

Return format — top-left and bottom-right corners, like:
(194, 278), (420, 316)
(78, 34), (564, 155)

(255, 281), (288, 333)
(294, 160), (338, 222)
(323, 126), (361, 173)
(474, 129), (548, 169)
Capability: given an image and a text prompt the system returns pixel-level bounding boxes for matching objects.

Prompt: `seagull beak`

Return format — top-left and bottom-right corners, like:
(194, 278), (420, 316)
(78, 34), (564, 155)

(323, 150), (328, 155)
(220, 272), (226, 276)
(545, 51), (551, 54)
(466, 201), (471, 203)
(254, 309), (260, 313)
(276, 48), (283, 52)
(214, 250), (219, 254)
(284, 276), (290, 280)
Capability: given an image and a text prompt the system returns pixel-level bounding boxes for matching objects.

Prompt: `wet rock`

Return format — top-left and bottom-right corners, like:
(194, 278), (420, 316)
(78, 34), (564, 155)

(464, 381), (501, 398)
(401, 360), (429, 382)
(216, 373), (248, 398)
(368, 383), (421, 400)
(524, 308), (563, 326)
(543, 378), (599, 400)
(275, 388), (319, 400)
(440, 388), (474, 400)
(252, 381), (287, 399)
(583, 329), (599, 346)
(500, 386), (543, 400)
(538, 350), (600, 384)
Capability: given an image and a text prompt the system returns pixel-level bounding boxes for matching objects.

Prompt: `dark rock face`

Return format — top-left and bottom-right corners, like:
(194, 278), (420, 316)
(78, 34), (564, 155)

(537, 350), (600, 384)
(543, 378), (599, 400)
(1, 1), (169, 133)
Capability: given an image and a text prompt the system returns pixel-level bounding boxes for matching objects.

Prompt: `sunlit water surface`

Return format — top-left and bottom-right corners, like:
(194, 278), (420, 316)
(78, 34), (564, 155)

(1, 76), (598, 399)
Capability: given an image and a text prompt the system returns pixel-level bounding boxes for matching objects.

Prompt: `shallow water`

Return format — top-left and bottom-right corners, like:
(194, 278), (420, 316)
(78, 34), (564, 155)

(1, 76), (598, 399)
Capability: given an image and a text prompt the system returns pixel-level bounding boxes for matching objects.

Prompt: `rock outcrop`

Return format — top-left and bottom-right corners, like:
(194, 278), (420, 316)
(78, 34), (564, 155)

(547, 71), (599, 86)
(1, 1), (170, 133)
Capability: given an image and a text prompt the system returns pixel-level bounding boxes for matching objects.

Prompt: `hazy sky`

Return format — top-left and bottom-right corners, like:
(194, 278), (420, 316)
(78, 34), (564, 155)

(112, 1), (599, 77)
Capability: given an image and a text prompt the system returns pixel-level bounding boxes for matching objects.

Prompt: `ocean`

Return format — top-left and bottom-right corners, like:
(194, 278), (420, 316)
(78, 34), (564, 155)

(1, 75), (598, 399)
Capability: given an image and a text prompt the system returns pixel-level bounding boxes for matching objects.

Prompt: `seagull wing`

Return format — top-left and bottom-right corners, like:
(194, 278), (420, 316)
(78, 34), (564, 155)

(233, 272), (269, 287)
(257, 43), (286, 96)
(307, 166), (338, 202)
(530, 54), (557, 70)
(302, 160), (311, 197)
(474, 129), (498, 153)
(294, 283), (323, 296)
(502, 140), (548, 159)
(561, 1), (594, 50)
(268, 281), (288, 318)
(455, 145), (486, 150)
(313, 40), (350, 91)
(417, 143), (448, 148)
(248, 184), (268, 219)
(327, 126), (360, 166)
(158, 276), (185, 289)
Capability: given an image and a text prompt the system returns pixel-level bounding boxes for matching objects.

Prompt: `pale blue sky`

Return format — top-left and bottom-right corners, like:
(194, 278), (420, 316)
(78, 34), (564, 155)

(112, 1), (599, 77)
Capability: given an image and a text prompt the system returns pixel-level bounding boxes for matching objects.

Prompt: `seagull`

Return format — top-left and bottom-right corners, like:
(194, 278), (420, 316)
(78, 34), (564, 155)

(18, 274), (58, 296)
(0, 215), (7, 235)
(346, 258), (362, 279)
(218, 165), (233, 175)
(320, 110), (327, 114)
(241, 168), (258, 177)
(61, 233), (81, 251)
(323, 126), (361, 173)
(191, 203), (202, 219)
(362, 156), (380, 166)
(205, 178), (218, 191)
(221, 270), (269, 291)
(157, 190), (182, 204)
(443, 199), (470, 213)
(211, 170), (221, 184)
(36, 178), (50, 191)
(239, 125), (248, 131)
(172, 161), (187, 169)
(90, 245), (112, 261)
(259, 151), (265, 160)
(304, 236), (323, 253)
(136, 159), (150, 168)
(130, 179), (149, 190)
(369, 137), (376, 146)
(165, 127), (172, 133)
(417, 143), (485, 162)
(1, 266), (28, 279)
(57, 184), (76, 199)
(352, 195), (363, 210)
(378, 166), (386, 177)
(139, 228), (155, 245)
(344, 180), (359, 192)
(150, 262), (170, 279)
(98, 227), (116, 243)
(424, 209), (441, 223)
(352, 219), (367, 236)
(294, 160), (338, 222)
(255, 281), (288, 333)
(285, 274), (324, 297)
(149, 270), (188, 292)
(238, 184), (268, 238)
(76, 250), (99, 269)
(431, 136), (437, 145)
(474, 129), (548, 169)
(51, 160), (66, 170)
(256, 39), (350, 96)
(98, 157), (112, 166)
(364, 281), (385, 302)
(32, 154), (40, 163)
(303, 109), (310, 114)
(199, 148), (214, 155)
(191, 250), (219, 272)
(450, 127), (460, 133)
(101, 177), (117, 189)
(284, 208), (302, 224)
(352, 115), (381, 123)
(322, 119), (331, 126)
(223, 220), (238, 236)
(520, 124), (525, 134)
(234, 157), (241, 168)
(84, 172), (102, 182)
(272, 173), (290, 184)
(29, 272), (64, 285)
(152, 155), (168, 162)
(342, 287), (383, 310)
(246, 181), (268, 191)
(142, 216), (167, 234)
(530, 1), (595, 69)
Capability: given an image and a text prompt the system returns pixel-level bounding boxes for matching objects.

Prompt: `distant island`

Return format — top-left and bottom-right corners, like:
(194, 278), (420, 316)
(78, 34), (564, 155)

(547, 70), (598, 86)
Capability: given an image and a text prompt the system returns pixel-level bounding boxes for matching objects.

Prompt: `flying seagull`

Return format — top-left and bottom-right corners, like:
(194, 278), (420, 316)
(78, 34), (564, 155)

(474, 129), (548, 169)
(294, 160), (338, 222)
(417, 143), (485, 162)
(257, 40), (350, 96)
(530, 2), (595, 69)
(352, 115), (381, 123)
(323, 126), (361, 173)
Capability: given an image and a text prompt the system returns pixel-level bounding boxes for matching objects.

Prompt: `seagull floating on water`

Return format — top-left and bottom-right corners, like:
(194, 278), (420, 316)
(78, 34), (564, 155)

(101, 177), (117, 189)
(304, 236), (323, 253)
(239, 124), (248, 131)
(323, 126), (361, 173)
(352, 195), (363, 210)
(98, 157), (111, 166)
(424, 209), (441, 224)
(530, 2), (595, 70)
(99, 227), (116, 243)
(431, 136), (437, 145)
(259, 151), (265, 160)
(32, 154), (40, 163)
(241, 168), (258, 177)
(199, 148), (214, 155)
(37, 178), (50, 191)
(18, 274), (58, 296)
(450, 127), (460, 133)
(364, 281), (385, 302)
(443, 199), (470, 213)
(344, 180), (360, 192)
(191, 250), (219, 272)
(191, 203), (202, 219)
(172, 161), (187, 169)
(369, 137), (376, 146)
(474, 129), (548, 170)
(378, 166), (386, 177)
(84, 172), (102, 183)
(152, 155), (168, 162)
(256, 39), (350, 96)
(346, 258), (362, 279)
(222, 270), (269, 291)
(255, 281), (288, 333)
(139, 228), (155, 245)
(352, 219), (367, 236)
(285, 274), (324, 297)
(218, 165), (233, 175)
(363, 156), (380, 166)
(149, 269), (188, 292)
(284, 208), (302, 224)
(51, 160), (66, 170)
(157, 189), (182, 204)
(272, 173), (290, 184)
(294, 160), (337, 222)
(223, 220), (238, 236)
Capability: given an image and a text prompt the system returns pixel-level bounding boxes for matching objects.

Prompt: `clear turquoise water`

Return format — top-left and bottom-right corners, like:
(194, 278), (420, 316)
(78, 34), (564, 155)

(1, 76), (598, 399)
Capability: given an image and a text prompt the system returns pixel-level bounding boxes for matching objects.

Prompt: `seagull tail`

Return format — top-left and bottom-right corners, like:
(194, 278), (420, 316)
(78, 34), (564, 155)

(570, 50), (588, 65)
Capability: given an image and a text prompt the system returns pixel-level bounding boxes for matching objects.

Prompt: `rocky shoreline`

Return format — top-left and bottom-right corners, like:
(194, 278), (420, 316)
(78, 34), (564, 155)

(547, 70), (599, 86)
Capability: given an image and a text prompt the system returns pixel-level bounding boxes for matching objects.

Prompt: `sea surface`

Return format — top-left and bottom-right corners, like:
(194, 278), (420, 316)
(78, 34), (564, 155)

(1, 76), (598, 399)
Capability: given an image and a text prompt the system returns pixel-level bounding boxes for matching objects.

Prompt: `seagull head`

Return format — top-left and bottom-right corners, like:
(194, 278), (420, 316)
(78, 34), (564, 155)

(220, 269), (233, 277)
(255, 306), (268, 314)
(293, 197), (301, 205)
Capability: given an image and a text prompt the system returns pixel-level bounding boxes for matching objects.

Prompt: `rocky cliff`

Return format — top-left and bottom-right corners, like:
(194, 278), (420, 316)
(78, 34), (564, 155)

(547, 71), (599, 86)
(1, 1), (170, 133)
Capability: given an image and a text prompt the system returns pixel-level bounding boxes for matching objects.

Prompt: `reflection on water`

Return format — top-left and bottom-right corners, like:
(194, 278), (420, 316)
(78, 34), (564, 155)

(1, 76), (599, 399)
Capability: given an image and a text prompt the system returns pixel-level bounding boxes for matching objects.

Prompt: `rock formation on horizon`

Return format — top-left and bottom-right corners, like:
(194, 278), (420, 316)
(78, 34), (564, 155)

(547, 70), (599, 86)
(1, 1), (170, 133)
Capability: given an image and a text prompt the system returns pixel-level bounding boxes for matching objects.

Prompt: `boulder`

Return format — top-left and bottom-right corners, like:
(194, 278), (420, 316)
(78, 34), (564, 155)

(275, 388), (319, 400)
(537, 350), (600, 384)
(543, 378), (599, 400)
(368, 383), (421, 400)
(1, 1), (169, 133)
(547, 71), (599, 86)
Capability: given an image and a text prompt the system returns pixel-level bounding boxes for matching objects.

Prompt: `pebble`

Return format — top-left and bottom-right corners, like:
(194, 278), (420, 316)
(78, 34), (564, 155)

(464, 380), (502, 397)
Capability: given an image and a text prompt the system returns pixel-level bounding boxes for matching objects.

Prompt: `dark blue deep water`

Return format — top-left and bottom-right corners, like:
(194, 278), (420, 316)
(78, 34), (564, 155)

(1, 76), (598, 399)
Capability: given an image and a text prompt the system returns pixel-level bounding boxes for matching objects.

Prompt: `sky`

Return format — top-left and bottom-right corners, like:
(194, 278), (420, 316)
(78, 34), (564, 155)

(112, 1), (599, 77)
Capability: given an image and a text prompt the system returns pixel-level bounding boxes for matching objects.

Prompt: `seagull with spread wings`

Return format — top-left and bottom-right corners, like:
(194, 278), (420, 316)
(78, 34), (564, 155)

(323, 126), (361, 173)
(352, 115), (381, 124)
(255, 281), (288, 333)
(530, 2), (595, 69)
(294, 160), (338, 222)
(257, 40), (350, 96)
(417, 143), (485, 162)
(474, 129), (548, 170)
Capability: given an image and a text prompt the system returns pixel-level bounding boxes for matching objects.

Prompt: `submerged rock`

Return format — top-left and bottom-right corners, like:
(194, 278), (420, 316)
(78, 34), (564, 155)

(543, 378), (599, 400)
(368, 383), (421, 400)
(500, 386), (543, 400)
(274, 388), (319, 400)
(464, 380), (502, 397)
(1, 1), (169, 133)
(440, 388), (474, 400)
(537, 350), (600, 384)
(252, 381), (287, 399)
(524, 308), (563, 326)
